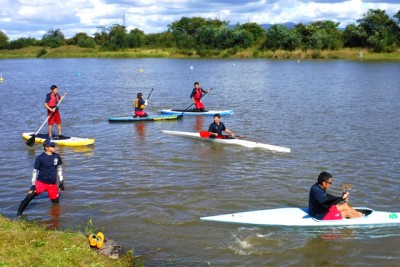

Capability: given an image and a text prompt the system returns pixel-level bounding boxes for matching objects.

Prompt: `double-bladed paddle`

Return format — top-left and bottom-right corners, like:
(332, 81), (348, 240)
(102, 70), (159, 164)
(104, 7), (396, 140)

(26, 93), (67, 147)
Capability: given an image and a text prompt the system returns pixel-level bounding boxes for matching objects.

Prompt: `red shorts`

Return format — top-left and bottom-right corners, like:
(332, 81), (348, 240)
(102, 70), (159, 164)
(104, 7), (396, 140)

(194, 100), (204, 109)
(323, 205), (342, 220)
(36, 180), (59, 200)
(48, 110), (61, 125)
(135, 111), (148, 117)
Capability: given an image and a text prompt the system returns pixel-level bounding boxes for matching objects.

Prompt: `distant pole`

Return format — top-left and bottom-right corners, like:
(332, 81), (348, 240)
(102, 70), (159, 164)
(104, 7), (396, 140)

(123, 13), (126, 27)
(359, 51), (363, 60)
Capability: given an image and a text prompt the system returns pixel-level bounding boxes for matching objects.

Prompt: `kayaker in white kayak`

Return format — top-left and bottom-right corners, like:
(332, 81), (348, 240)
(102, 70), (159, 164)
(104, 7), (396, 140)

(308, 171), (363, 220)
(208, 114), (234, 138)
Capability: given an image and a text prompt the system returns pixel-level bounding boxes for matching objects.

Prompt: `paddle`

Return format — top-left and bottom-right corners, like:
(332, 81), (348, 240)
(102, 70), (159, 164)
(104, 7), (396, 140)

(26, 93), (67, 147)
(199, 130), (241, 139)
(185, 87), (212, 111)
(146, 88), (154, 100)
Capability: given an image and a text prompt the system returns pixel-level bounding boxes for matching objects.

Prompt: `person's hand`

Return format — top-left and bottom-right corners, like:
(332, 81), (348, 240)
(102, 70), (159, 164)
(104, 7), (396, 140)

(145, 99), (148, 106)
(342, 191), (349, 201)
(29, 185), (36, 194)
(59, 181), (64, 191)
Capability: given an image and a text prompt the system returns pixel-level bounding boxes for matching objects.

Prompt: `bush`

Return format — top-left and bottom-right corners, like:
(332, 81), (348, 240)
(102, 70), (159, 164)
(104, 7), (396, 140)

(37, 48), (47, 57)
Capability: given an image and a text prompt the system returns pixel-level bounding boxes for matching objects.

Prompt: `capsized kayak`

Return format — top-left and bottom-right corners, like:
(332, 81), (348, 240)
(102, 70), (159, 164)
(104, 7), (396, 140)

(22, 133), (95, 147)
(109, 114), (183, 122)
(200, 207), (400, 227)
(162, 130), (291, 153)
(160, 109), (234, 116)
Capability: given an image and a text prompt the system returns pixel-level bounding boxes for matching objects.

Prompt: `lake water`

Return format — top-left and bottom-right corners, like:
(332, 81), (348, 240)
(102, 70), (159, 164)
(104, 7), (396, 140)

(0, 58), (400, 266)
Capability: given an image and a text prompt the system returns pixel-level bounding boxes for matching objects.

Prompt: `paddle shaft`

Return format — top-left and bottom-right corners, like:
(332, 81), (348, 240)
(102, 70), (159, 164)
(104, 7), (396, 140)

(35, 93), (66, 135)
(147, 88), (154, 100)
(185, 87), (212, 110)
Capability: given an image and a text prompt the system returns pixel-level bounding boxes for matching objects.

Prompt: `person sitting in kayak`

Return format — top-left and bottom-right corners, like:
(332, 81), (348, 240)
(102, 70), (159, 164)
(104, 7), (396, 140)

(190, 82), (209, 111)
(308, 171), (363, 220)
(134, 92), (148, 118)
(208, 114), (234, 139)
(17, 139), (65, 215)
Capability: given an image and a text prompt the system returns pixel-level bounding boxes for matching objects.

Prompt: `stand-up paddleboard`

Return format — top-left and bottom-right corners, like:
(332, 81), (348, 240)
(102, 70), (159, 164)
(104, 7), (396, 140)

(22, 133), (95, 147)
(108, 114), (183, 122)
(160, 109), (234, 116)
(201, 207), (400, 227)
(162, 130), (291, 153)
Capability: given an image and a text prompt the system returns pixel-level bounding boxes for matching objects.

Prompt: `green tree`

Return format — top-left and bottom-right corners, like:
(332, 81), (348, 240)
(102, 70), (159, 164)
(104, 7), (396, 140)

(101, 24), (129, 51)
(127, 28), (145, 48)
(7, 37), (38, 49)
(0, 31), (9, 49)
(94, 26), (109, 45)
(41, 29), (65, 48)
(343, 24), (368, 47)
(357, 9), (398, 52)
(237, 22), (266, 45)
(264, 24), (301, 51)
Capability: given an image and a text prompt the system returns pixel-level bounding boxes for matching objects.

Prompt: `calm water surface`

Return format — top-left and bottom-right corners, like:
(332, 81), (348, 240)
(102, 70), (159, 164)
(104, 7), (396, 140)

(0, 58), (400, 266)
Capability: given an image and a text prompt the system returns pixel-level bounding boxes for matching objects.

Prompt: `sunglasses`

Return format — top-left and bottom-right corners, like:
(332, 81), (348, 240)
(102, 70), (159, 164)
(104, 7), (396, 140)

(326, 181), (332, 185)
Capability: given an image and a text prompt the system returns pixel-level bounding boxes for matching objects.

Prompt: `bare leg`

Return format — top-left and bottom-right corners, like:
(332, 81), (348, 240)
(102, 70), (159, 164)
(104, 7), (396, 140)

(57, 124), (62, 136)
(337, 203), (363, 218)
(48, 124), (53, 138)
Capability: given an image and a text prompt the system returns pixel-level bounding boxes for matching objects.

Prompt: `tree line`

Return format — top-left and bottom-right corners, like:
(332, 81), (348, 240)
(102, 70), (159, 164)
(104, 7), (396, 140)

(1, 9), (399, 56)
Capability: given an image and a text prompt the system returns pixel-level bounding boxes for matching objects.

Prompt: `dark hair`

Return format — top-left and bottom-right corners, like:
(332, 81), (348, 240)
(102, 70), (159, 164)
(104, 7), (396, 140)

(317, 171), (332, 184)
(213, 113), (221, 118)
(194, 82), (199, 85)
(50, 85), (57, 90)
(137, 93), (142, 98)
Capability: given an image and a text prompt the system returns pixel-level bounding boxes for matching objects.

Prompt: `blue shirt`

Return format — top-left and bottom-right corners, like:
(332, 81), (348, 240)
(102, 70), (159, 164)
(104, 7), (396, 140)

(308, 183), (342, 219)
(208, 122), (226, 135)
(34, 152), (63, 184)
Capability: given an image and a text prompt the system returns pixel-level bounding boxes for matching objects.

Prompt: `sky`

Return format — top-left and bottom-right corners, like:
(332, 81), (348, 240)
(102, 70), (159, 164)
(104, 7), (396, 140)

(1, 0), (400, 40)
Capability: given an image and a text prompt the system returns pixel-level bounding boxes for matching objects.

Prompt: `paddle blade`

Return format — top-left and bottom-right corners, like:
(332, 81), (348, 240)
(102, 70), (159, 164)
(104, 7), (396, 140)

(200, 131), (211, 138)
(26, 135), (36, 147)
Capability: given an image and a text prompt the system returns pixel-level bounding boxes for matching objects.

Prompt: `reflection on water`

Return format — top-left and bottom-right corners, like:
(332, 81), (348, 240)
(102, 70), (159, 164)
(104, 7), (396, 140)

(195, 116), (204, 132)
(135, 123), (147, 141)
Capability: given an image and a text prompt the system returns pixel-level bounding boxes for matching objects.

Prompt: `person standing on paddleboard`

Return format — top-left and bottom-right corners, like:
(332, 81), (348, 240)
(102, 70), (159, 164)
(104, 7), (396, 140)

(208, 114), (234, 138)
(308, 171), (363, 220)
(134, 92), (148, 118)
(45, 85), (64, 139)
(17, 139), (65, 215)
(190, 82), (209, 111)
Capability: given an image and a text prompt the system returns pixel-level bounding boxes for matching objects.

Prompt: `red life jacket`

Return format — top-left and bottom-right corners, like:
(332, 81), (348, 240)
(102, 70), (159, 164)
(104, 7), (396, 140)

(192, 88), (202, 100)
(47, 93), (60, 107)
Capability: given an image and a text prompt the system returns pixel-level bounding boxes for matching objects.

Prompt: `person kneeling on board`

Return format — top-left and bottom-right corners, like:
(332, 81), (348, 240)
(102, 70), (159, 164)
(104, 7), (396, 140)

(208, 113), (234, 139)
(308, 171), (363, 220)
(17, 139), (65, 215)
(134, 92), (148, 118)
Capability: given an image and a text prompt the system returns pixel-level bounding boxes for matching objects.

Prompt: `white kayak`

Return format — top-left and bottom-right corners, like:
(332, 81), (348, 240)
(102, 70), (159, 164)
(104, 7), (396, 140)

(162, 130), (291, 153)
(201, 207), (400, 227)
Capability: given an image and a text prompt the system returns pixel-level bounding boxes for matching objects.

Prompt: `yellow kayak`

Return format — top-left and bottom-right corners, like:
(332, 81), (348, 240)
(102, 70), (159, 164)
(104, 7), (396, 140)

(22, 132), (95, 147)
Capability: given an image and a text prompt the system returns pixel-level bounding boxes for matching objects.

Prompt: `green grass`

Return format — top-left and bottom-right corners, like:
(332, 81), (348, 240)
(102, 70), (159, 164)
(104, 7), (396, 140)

(0, 215), (142, 267)
(0, 45), (400, 60)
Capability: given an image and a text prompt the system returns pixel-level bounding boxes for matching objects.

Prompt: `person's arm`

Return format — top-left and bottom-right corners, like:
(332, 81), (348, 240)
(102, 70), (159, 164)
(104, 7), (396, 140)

(208, 123), (218, 137)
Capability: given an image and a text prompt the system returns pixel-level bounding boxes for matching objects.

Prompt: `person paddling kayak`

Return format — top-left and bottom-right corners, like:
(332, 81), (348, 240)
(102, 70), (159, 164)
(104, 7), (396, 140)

(208, 113), (234, 138)
(190, 82), (210, 111)
(17, 139), (65, 215)
(308, 171), (363, 220)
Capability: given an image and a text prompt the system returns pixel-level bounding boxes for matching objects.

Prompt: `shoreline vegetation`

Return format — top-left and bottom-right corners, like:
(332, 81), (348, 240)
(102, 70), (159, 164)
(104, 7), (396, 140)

(0, 214), (141, 267)
(1, 45), (400, 60)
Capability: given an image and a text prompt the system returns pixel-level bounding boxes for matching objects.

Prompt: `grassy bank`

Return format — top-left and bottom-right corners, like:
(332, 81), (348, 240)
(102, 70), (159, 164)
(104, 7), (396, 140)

(0, 215), (141, 267)
(0, 45), (400, 60)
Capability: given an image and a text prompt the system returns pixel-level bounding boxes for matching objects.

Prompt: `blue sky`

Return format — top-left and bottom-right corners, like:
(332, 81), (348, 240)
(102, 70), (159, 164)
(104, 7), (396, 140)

(1, 0), (399, 40)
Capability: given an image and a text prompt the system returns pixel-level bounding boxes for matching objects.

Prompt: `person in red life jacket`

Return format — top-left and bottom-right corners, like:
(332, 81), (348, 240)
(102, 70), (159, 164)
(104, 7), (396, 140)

(190, 82), (210, 111)
(17, 139), (64, 215)
(134, 92), (148, 118)
(45, 85), (63, 139)
(208, 113), (234, 138)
